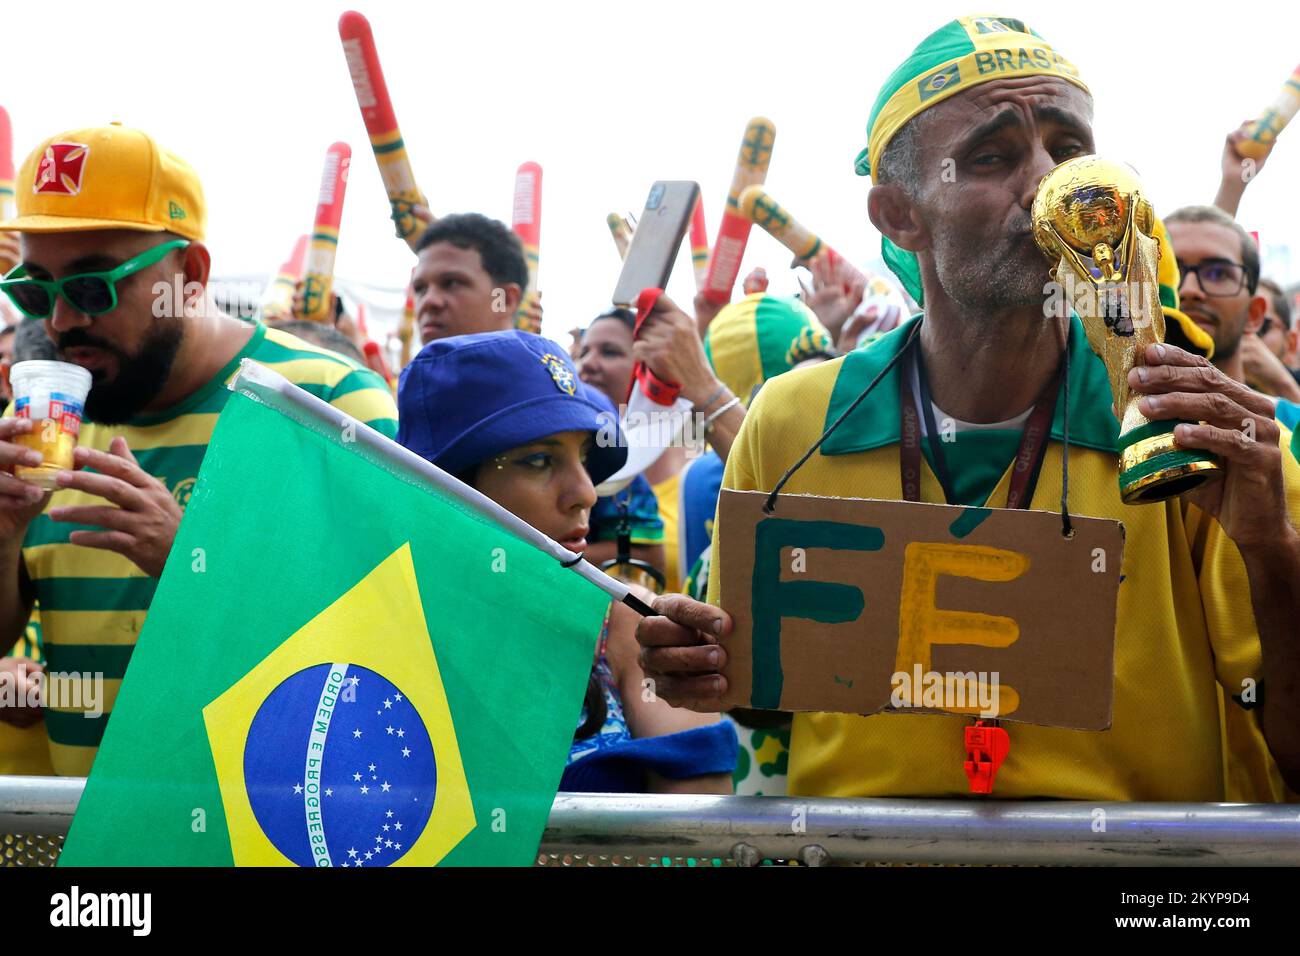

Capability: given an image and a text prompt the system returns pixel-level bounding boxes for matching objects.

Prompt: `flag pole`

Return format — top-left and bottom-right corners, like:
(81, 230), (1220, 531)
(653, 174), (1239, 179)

(228, 360), (659, 618)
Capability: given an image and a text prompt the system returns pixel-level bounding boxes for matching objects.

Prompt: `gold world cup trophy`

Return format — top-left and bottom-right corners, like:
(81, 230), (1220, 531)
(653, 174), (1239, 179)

(1032, 156), (1222, 504)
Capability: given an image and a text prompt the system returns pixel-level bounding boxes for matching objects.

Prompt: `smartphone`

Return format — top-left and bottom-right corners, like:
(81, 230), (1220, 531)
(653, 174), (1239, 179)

(612, 180), (700, 307)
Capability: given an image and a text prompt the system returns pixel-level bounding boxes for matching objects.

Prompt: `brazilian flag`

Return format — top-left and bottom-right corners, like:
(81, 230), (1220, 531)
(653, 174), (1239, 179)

(917, 63), (961, 101)
(60, 361), (612, 866)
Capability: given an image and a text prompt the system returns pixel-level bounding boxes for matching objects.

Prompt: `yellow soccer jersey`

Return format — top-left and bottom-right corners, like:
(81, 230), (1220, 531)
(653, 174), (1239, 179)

(707, 315), (1300, 801)
(19, 323), (399, 776)
(1187, 469), (1300, 804)
(652, 471), (682, 593)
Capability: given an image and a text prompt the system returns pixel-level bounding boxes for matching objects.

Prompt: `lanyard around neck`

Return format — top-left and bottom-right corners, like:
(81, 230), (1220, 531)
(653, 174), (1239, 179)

(898, 338), (1063, 510)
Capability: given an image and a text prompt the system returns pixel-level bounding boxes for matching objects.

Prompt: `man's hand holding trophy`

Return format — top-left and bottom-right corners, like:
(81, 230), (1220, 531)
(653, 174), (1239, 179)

(1032, 156), (1223, 504)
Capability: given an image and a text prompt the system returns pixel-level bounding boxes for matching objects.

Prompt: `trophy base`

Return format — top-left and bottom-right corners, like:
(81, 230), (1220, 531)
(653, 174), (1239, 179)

(1117, 421), (1222, 504)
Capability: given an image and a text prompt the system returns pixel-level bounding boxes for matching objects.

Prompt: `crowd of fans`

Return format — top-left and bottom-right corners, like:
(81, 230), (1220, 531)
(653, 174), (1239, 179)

(1, 14), (1298, 811)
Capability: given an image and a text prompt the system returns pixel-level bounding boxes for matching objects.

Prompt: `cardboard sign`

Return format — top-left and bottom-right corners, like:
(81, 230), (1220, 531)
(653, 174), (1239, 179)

(717, 490), (1124, 730)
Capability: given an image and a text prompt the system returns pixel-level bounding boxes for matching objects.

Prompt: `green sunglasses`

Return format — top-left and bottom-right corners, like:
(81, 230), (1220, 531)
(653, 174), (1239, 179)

(0, 239), (191, 320)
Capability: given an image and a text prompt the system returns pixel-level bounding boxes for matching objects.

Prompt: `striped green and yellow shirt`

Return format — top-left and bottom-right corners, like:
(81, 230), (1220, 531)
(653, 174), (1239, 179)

(0, 608), (54, 775)
(20, 323), (399, 775)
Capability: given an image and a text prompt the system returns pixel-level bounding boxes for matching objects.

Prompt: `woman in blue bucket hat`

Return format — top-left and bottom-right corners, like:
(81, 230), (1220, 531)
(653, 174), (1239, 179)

(398, 330), (736, 794)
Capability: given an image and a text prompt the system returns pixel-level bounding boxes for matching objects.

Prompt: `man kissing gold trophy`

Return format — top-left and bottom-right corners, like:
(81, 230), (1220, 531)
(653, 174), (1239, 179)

(1032, 156), (1223, 504)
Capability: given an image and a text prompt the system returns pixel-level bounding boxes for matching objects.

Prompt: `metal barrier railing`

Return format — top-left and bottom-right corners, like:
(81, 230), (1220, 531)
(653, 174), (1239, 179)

(3, 775), (1299, 866)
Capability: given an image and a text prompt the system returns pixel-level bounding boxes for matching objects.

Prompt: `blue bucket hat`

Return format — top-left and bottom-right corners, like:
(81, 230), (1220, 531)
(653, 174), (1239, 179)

(397, 330), (627, 484)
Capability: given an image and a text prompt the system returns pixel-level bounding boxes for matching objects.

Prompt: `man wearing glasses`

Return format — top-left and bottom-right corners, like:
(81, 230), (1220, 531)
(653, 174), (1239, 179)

(1148, 205), (1300, 799)
(1166, 206), (1300, 460)
(0, 125), (399, 775)
(1164, 206), (1299, 402)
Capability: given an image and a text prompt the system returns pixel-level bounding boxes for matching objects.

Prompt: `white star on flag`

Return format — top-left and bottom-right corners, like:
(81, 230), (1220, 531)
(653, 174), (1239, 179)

(360, 785), (369, 794)
(293, 784), (303, 794)
(381, 781), (391, 792)
(383, 698), (393, 709)
(353, 729), (362, 738)
(402, 747), (411, 758)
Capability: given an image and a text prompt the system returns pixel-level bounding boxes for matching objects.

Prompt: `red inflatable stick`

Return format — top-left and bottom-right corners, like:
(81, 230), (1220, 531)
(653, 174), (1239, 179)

(689, 195), (709, 292)
(703, 117), (775, 305)
(339, 11), (429, 250)
(300, 142), (351, 323)
(511, 162), (542, 332)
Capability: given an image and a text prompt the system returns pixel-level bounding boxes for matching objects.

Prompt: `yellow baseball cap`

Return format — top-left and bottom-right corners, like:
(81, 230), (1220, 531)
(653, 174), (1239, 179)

(0, 123), (205, 241)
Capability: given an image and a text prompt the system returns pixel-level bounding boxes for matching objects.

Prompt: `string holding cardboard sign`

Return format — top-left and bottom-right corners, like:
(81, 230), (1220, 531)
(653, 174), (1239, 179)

(762, 320), (921, 514)
(763, 318), (1075, 539)
(1059, 332), (1073, 538)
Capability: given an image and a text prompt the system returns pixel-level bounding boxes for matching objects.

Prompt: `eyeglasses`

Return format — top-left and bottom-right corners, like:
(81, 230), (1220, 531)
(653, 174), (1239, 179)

(1175, 259), (1248, 298)
(0, 239), (190, 320)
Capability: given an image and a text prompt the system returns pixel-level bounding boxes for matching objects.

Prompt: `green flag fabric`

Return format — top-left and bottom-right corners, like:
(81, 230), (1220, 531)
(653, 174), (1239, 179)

(60, 360), (613, 866)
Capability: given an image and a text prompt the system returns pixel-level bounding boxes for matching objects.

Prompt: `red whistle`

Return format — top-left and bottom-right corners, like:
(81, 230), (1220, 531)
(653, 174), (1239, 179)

(963, 721), (1009, 795)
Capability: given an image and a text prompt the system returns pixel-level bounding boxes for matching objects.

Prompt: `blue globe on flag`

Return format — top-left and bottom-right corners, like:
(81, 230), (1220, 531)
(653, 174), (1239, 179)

(243, 663), (438, 866)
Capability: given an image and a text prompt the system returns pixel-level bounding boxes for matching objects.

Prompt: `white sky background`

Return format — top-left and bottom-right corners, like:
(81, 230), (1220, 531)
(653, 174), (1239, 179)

(4, 0), (1299, 343)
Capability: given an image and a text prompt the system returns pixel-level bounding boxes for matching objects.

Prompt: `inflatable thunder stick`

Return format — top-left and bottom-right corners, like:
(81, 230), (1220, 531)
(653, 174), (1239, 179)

(398, 272), (417, 369)
(261, 234), (310, 321)
(300, 142), (352, 323)
(702, 116), (776, 305)
(689, 196), (709, 292)
(0, 106), (14, 221)
(607, 213), (633, 260)
(511, 162), (542, 333)
(737, 185), (866, 285)
(339, 11), (429, 250)
(353, 300), (392, 379)
(1238, 64), (1300, 160)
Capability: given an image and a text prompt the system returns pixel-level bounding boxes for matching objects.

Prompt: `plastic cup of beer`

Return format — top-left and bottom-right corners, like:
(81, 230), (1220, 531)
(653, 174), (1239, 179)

(8, 360), (94, 490)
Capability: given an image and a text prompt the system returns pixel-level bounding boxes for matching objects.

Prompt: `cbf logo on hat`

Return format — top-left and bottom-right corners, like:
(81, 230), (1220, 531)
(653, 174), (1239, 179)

(0, 124), (206, 241)
(540, 352), (577, 396)
(396, 331), (627, 485)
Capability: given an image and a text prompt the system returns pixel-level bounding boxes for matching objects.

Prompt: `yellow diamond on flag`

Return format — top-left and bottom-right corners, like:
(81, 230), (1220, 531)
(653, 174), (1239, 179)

(203, 543), (475, 867)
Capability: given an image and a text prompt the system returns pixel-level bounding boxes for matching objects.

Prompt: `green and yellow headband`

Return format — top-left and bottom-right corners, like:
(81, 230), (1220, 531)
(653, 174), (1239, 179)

(855, 15), (1090, 183)
(859, 15), (1092, 307)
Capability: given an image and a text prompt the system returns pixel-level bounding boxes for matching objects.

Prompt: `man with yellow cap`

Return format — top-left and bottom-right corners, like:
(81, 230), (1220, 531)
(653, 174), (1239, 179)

(636, 16), (1300, 800)
(0, 125), (399, 775)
